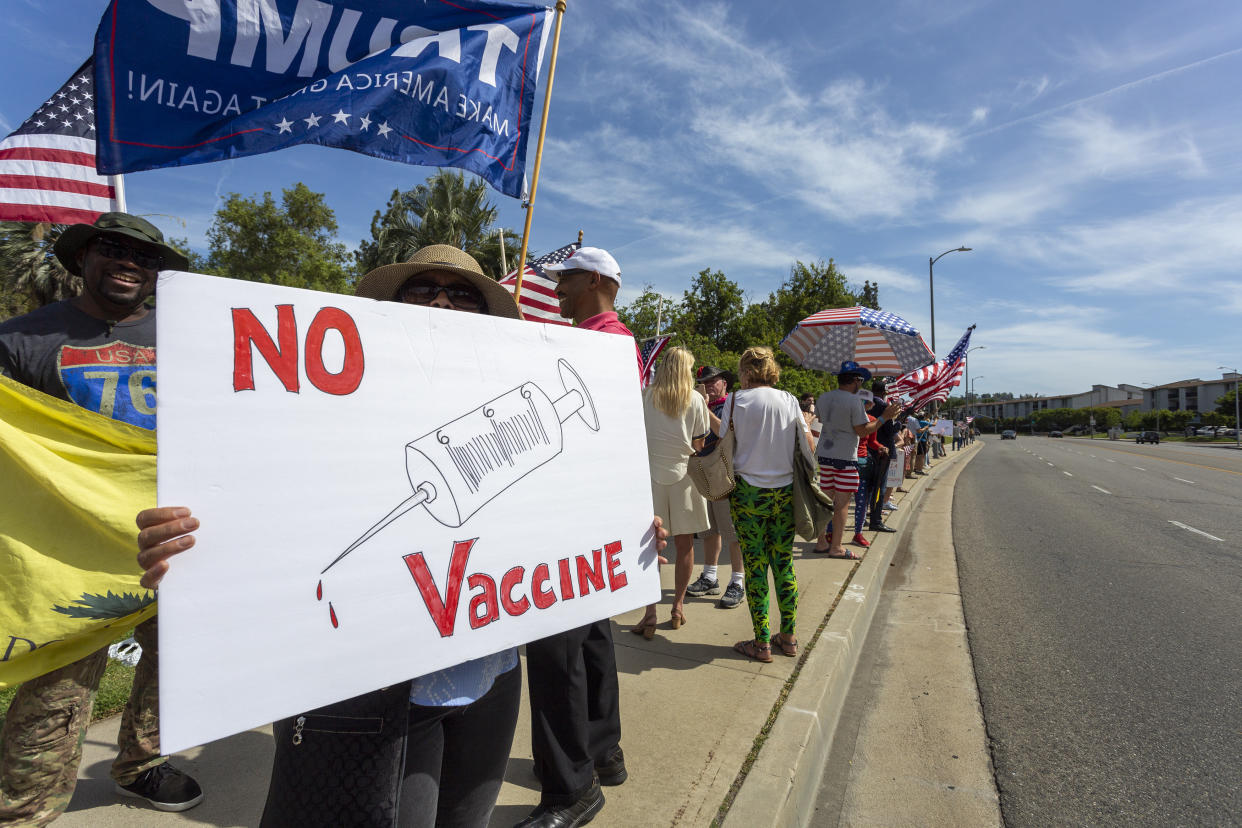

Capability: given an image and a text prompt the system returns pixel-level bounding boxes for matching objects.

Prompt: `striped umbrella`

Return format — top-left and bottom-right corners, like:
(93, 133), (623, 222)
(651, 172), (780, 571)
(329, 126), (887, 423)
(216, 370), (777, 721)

(779, 307), (935, 377)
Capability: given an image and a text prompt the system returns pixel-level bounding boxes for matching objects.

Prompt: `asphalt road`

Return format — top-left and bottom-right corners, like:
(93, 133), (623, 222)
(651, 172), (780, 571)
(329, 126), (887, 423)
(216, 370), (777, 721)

(954, 436), (1242, 827)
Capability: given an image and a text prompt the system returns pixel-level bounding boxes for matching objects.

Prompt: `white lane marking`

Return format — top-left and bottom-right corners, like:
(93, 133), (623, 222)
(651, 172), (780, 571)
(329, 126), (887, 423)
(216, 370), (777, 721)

(1089, 454), (1097, 458)
(1133, 467), (1146, 471)
(1063, 471), (1073, 476)
(1106, 459), (1116, 463)
(1091, 485), (1111, 494)
(1047, 462), (1054, 466)
(1173, 477), (1196, 485)
(1168, 521), (1223, 542)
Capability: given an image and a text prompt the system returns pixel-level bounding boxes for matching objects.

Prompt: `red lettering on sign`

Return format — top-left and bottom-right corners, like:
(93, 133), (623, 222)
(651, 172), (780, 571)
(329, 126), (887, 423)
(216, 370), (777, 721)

(403, 538), (476, 637)
(232, 306), (299, 392)
(531, 563), (556, 609)
(304, 307), (365, 395)
(605, 541), (628, 590)
(500, 567), (530, 616)
(468, 573), (499, 629)
(557, 557), (575, 600)
(576, 548), (605, 596)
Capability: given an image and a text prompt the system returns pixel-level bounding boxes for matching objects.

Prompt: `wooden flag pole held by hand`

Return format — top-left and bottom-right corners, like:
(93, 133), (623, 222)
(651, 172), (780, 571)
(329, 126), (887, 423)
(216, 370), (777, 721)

(514, 0), (568, 313)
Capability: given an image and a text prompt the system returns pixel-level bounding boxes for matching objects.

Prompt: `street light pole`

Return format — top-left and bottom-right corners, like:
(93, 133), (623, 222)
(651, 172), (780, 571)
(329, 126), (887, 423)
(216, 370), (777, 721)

(1220, 366), (1240, 449)
(964, 345), (985, 426)
(970, 376), (984, 422)
(928, 246), (971, 353)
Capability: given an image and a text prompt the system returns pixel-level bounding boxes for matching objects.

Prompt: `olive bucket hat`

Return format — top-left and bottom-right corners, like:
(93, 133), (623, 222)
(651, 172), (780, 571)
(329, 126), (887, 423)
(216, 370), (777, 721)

(354, 244), (520, 319)
(53, 212), (190, 275)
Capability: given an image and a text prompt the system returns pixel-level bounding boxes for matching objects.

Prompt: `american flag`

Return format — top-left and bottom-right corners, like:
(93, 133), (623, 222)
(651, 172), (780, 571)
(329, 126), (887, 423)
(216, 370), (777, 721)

(498, 242), (580, 325)
(779, 306), (935, 376)
(0, 61), (119, 224)
(638, 335), (671, 389)
(888, 326), (974, 410)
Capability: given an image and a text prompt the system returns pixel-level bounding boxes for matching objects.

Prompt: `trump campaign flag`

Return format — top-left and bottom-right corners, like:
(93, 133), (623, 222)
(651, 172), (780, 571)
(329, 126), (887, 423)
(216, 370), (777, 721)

(0, 61), (120, 224)
(92, 0), (552, 198)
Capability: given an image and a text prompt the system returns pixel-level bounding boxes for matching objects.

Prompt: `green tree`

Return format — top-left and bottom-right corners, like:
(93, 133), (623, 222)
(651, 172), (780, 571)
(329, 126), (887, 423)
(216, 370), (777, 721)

(0, 222), (79, 315)
(204, 184), (350, 294)
(355, 171), (519, 279)
(678, 268), (746, 351)
(1216, 388), (1238, 416)
(767, 259), (856, 339)
(858, 280), (880, 309)
(617, 286), (681, 342)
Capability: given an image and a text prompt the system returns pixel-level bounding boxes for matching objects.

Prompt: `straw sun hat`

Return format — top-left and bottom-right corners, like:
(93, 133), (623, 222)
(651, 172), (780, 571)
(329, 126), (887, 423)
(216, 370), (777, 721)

(355, 244), (520, 319)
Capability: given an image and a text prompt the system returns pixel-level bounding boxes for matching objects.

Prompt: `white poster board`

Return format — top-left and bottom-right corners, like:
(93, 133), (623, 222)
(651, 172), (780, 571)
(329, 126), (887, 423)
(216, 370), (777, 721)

(931, 418), (953, 437)
(154, 273), (660, 753)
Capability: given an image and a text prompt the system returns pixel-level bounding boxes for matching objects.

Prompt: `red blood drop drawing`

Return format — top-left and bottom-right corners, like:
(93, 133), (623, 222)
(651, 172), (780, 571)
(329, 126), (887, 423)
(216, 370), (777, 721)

(316, 580), (322, 601)
(329, 603), (338, 628)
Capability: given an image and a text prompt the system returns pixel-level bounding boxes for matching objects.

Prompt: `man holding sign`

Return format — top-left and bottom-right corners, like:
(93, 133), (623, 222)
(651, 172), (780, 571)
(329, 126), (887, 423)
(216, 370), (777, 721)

(0, 213), (203, 821)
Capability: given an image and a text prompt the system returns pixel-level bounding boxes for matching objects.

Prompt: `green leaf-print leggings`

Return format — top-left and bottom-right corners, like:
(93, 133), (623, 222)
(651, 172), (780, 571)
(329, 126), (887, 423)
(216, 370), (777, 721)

(728, 477), (797, 643)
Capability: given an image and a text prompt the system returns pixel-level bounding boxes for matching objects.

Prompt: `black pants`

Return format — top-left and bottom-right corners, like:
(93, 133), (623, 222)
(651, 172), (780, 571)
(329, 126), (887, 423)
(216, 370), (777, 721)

(866, 454), (889, 528)
(525, 619), (621, 806)
(400, 664), (522, 828)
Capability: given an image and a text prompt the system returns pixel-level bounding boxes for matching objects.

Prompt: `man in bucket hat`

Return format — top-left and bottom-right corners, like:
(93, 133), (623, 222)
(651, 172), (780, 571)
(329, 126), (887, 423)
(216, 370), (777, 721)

(0, 213), (203, 821)
(812, 362), (902, 559)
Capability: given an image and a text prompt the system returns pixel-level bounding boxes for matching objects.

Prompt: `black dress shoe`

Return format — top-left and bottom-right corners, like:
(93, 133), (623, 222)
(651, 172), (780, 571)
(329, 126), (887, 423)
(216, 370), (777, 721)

(595, 747), (627, 786)
(869, 524), (897, 533)
(515, 781), (604, 828)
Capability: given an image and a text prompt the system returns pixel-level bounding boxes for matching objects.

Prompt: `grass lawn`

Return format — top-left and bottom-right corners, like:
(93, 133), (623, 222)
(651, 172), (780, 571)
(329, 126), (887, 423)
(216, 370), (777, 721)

(0, 649), (138, 731)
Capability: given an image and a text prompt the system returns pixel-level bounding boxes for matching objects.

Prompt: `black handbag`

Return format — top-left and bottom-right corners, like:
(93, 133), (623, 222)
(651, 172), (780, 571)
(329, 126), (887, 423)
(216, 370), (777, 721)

(260, 682), (412, 828)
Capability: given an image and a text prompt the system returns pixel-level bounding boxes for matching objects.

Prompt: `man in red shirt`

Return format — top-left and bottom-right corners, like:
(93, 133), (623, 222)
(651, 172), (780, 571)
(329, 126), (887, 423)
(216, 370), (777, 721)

(515, 246), (633, 827)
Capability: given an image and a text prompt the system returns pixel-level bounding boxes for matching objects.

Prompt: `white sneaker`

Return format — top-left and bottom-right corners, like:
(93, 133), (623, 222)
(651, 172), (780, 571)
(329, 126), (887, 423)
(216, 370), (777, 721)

(883, 501), (898, 511)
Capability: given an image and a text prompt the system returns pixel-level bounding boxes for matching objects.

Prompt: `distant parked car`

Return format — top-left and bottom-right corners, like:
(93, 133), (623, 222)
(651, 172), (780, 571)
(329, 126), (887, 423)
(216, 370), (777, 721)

(1136, 431), (1160, 444)
(1001, 430), (1017, 440)
(1049, 430), (1063, 438)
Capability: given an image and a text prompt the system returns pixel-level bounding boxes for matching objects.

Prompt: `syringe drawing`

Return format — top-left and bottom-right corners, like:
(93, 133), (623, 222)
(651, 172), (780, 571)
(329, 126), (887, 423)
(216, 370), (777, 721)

(316, 358), (600, 628)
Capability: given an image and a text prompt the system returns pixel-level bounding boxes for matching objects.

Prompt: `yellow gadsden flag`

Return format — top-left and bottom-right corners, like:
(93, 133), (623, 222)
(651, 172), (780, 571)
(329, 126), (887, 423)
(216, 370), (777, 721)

(0, 373), (157, 689)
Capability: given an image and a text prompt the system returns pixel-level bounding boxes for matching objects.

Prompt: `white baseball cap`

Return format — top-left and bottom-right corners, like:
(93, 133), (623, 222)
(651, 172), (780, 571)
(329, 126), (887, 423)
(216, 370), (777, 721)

(543, 246), (622, 287)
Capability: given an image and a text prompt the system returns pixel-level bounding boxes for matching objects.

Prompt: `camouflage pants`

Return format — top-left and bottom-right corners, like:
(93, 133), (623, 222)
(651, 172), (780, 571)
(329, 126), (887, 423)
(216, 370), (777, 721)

(0, 617), (163, 827)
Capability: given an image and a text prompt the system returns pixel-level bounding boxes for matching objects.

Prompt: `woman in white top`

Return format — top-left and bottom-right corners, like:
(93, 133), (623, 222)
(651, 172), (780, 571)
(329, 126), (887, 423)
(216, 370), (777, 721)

(719, 347), (815, 663)
(637, 347), (711, 637)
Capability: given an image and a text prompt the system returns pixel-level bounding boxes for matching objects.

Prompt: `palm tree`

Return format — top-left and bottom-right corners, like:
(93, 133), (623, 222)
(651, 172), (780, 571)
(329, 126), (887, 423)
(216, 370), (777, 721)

(356, 171), (521, 280)
(0, 222), (80, 316)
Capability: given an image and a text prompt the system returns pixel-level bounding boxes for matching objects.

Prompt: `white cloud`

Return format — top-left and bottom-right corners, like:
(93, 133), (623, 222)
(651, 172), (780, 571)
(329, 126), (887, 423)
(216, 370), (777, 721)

(843, 263), (923, 294)
(970, 107), (988, 125)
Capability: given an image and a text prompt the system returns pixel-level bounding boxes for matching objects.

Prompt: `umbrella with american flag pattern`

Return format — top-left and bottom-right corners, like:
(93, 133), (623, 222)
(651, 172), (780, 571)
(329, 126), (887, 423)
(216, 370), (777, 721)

(779, 306), (935, 377)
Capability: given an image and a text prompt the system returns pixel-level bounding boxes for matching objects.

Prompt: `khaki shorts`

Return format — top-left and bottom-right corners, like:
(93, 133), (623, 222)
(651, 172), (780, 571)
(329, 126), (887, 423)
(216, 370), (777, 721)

(651, 474), (710, 537)
(705, 497), (738, 546)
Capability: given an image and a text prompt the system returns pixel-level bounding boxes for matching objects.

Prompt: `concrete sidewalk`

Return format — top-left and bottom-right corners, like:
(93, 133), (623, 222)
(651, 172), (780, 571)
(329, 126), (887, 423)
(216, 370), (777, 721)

(57, 444), (981, 828)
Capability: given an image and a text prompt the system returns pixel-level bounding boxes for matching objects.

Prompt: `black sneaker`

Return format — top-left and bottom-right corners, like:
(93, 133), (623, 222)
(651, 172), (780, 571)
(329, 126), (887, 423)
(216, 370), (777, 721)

(516, 779), (605, 827)
(718, 581), (745, 608)
(685, 574), (719, 597)
(115, 762), (204, 812)
(595, 746), (627, 786)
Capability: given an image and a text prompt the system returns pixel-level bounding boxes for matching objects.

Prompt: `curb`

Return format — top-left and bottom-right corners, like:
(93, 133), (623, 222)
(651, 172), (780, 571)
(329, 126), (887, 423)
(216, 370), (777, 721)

(724, 442), (983, 827)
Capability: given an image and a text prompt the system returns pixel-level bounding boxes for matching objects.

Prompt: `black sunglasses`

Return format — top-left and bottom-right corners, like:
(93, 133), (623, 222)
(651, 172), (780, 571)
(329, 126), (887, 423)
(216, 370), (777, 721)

(397, 278), (487, 311)
(92, 236), (165, 270)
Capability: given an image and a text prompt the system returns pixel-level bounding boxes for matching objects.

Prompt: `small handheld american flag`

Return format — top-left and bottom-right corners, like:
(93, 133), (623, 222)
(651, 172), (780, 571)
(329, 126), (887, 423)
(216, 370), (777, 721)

(0, 60), (119, 224)
(499, 242), (581, 325)
(638, 336), (671, 389)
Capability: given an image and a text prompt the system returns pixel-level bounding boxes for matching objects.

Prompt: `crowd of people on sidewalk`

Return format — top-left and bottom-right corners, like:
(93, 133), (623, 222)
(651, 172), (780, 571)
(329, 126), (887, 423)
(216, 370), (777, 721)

(0, 210), (975, 828)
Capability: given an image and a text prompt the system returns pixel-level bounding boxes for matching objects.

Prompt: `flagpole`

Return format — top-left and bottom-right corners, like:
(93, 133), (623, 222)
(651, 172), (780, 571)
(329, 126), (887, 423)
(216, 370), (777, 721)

(497, 227), (507, 274)
(112, 174), (127, 213)
(513, 0), (568, 314)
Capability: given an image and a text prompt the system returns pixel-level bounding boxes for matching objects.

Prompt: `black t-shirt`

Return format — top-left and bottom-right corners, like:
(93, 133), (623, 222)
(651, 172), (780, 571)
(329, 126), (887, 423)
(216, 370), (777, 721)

(869, 398), (899, 450)
(0, 300), (157, 429)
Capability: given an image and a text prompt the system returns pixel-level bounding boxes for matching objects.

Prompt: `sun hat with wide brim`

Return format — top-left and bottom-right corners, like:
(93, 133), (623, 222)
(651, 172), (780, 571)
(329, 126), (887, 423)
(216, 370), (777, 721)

(354, 244), (520, 319)
(53, 212), (190, 275)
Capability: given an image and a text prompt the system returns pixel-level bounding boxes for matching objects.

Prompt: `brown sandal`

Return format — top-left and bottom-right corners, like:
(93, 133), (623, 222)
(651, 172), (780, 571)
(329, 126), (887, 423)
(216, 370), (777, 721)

(670, 608), (687, 630)
(734, 639), (773, 663)
(771, 633), (798, 657)
(631, 616), (657, 640)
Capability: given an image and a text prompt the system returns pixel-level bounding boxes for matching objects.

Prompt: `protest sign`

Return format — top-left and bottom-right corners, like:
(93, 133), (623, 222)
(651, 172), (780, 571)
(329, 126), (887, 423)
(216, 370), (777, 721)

(931, 418), (953, 437)
(154, 272), (658, 753)
(93, 0), (551, 197)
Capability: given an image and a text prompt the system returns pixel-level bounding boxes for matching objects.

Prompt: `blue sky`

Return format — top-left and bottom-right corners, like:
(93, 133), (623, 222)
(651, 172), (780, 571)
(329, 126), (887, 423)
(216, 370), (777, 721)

(3, 0), (1240, 398)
